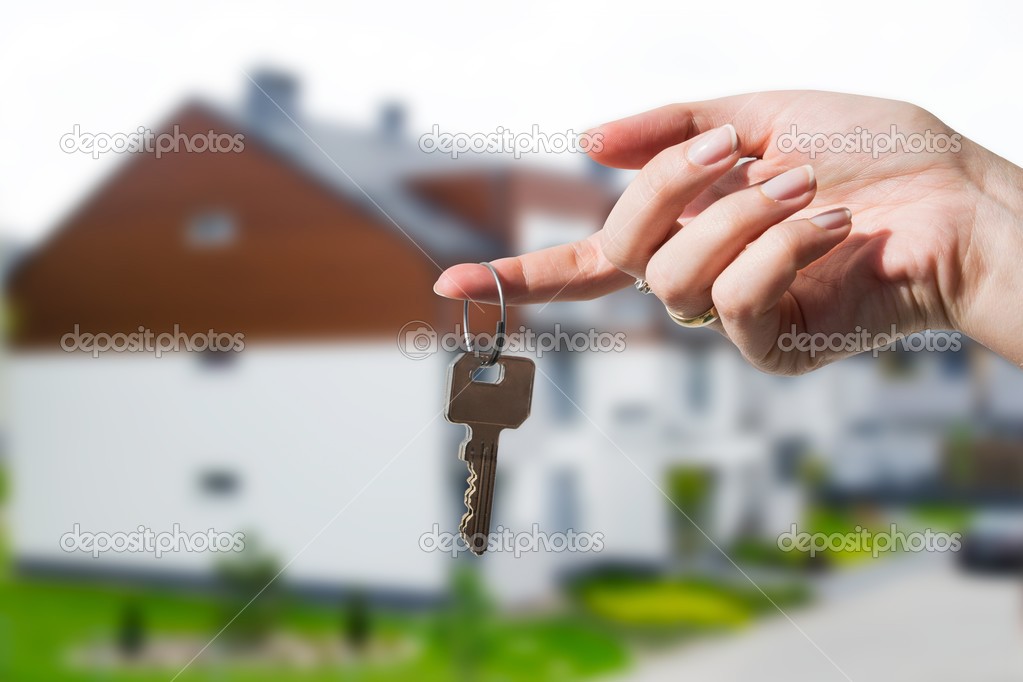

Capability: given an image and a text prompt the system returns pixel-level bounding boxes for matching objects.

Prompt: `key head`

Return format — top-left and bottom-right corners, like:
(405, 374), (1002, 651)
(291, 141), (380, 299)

(445, 352), (535, 429)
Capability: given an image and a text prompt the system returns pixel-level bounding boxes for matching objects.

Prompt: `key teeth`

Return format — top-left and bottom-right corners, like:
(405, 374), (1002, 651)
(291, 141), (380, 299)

(459, 459), (477, 536)
(459, 459), (487, 556)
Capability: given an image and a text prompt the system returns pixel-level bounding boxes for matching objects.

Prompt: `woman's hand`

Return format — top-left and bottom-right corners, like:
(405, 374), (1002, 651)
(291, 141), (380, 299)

(434, 91), (1023, 373)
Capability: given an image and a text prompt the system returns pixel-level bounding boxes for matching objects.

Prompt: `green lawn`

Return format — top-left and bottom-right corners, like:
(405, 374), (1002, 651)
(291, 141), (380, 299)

(0, 465), (629, 682)
(0, 459), (814, 681)
(0, 574), (629, 682)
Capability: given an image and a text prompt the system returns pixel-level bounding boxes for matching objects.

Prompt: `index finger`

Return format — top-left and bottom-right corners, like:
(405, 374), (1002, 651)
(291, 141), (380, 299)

(434, 120), (748, 304)
(433, 233), (632, 305)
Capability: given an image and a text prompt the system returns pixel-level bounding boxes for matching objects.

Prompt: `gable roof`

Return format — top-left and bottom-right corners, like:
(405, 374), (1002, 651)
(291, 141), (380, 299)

(203, 100), (503, 263)
(7, 79), (632, 347)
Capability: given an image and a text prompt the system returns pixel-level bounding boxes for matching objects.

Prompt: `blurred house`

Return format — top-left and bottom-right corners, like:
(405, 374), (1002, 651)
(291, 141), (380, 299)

(812, 347), (1023, 504)
(0, 238), (19, 461)
(4, 70), (637, 602)
(7, 71), (1023, 606)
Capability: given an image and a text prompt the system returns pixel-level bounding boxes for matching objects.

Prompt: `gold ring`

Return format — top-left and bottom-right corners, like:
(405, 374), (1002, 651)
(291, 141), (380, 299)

(667, 305), (719, 328)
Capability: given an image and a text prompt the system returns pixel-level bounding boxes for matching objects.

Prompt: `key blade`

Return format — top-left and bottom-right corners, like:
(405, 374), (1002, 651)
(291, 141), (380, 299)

(458, 425), (501, 556)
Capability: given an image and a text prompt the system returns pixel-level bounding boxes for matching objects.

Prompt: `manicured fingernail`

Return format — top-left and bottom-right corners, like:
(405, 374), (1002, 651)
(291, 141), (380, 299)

(433, 274), (452, 297)
(810, 207), (852, 230)
(686, 124), (738, 166)
(761, 165), (815, 201)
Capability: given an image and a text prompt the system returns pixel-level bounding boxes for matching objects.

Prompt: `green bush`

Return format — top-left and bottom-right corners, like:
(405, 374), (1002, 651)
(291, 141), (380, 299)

(214, 540), (284, 646)
(573, 574), (810, 634)
(582, 582), (749, 629)
(666, 466), (715, 563)
(341, 590), (372, 651)
(731, 537), (811, 569)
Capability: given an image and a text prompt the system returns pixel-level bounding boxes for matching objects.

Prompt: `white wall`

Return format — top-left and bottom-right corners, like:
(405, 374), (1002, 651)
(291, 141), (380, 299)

(10, 345), (452, 593)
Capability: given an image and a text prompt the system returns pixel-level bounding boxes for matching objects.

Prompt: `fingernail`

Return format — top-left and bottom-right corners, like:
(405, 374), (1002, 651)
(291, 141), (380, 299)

(810, 207), (852, 230)
(433, 274), (451, 297)
(761, 165), (815, 201)
(686, 124), (738, 166)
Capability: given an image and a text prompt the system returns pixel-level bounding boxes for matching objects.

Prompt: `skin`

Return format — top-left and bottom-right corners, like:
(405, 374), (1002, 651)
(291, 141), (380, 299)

(434, 91), (1023, 374)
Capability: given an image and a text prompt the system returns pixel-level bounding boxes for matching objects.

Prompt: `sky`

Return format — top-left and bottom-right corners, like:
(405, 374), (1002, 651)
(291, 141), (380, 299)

(2, 0), (1021, 244)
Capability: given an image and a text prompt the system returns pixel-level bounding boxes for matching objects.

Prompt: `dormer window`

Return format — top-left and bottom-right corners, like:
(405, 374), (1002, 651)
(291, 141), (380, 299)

(188, 210), (237, 247)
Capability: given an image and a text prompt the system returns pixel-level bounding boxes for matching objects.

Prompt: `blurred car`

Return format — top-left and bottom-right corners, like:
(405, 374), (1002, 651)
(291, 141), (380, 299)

(957, 510), (1023, 573)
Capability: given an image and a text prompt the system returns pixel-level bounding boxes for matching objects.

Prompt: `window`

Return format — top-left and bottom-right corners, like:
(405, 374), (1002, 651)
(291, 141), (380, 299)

(188, 210), (237, 247)
(198, 469), (240, 498)
(545, 350), (579, 421)
(198, 347), (240, 369)
(773, 437), (808, 483)
(550, 470), (580, 532)
(939, 339), (970, 377)
(688, 350), (711, 412)
(613, 402), (651, 424)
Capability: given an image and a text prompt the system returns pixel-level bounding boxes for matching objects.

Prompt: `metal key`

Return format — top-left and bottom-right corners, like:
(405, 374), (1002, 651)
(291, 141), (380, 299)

(445, 351), (535, 555)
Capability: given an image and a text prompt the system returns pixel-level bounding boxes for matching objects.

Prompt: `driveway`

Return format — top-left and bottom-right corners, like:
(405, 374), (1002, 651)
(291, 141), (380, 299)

(618, 556), (1023, 681)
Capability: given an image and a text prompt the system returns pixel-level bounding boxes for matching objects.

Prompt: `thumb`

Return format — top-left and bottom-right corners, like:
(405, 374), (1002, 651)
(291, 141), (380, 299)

(587, 91), (795, 169)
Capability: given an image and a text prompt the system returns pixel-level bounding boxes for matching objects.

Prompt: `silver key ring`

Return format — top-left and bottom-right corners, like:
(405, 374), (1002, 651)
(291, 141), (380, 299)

(462, 262), (506, 367)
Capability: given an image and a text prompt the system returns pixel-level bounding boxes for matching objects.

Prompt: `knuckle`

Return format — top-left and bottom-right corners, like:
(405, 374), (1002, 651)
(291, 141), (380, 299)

(766, 225), (803, 264)
(750, 349), (810, 377)
(703, 199), (748, 236)
(598, 231), (633, 271)
(638, 146), (691, 204)
(695, 182), (781, 241)
(573, 234), (609, 282)
(645, 251), (690, 308)
(643, 268), (673, 302)
(711, 273), (755, 320)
